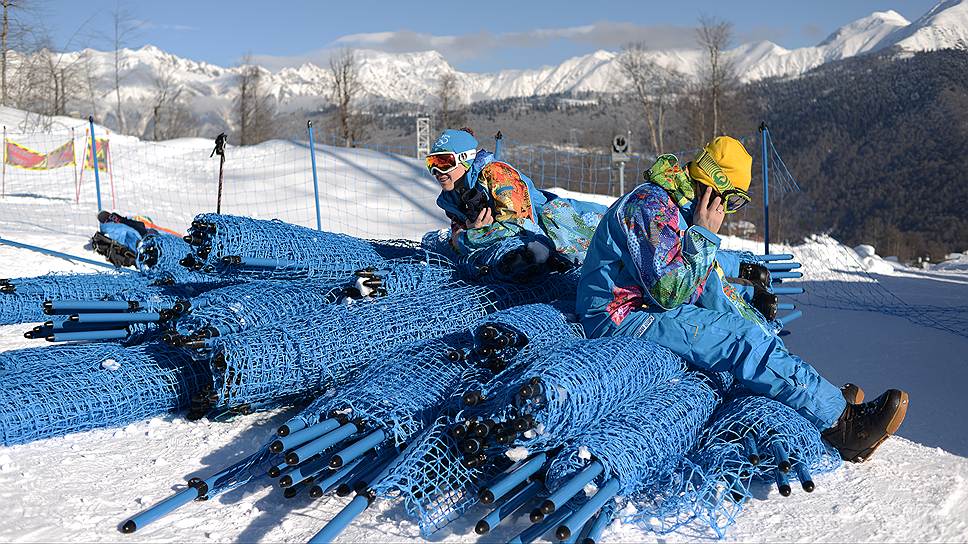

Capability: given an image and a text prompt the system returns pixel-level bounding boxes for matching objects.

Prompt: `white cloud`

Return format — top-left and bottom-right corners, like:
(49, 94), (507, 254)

(251, 21), (704, 71)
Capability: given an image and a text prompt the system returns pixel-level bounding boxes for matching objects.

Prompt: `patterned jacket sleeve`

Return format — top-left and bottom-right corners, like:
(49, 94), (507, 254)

(622, 188), (720, 309)
(453, 162), (539, 254)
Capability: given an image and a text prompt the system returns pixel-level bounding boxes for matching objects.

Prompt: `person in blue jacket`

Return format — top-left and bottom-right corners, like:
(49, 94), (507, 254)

(577, 136), (909, 463)
(427, 128), (606, 279)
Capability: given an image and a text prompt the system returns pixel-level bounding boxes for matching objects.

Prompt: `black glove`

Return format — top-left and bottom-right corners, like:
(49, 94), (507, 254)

(739, 261), (771, 289)
(459, 186), (489, 221)
(751, 285), (778, 321)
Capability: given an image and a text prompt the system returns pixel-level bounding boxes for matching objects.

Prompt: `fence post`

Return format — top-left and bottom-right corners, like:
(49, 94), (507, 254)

(493, 131), (503, 160)
(88, 116), (103, 212)
(307, 120), (322, 231)
(759, 122), (770, 255)
(2, 126), (5, 198)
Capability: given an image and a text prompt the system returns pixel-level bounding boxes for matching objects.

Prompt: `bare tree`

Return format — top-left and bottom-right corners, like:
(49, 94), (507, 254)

(436, 71), (464, 129)
(234, 56), (274, 145)
(695, 15), (737, 139)
(149, 66), (194, 140)
(110, 4), (140, 134)
(616, 43), (685, 155)
(328, 48), (365, 146)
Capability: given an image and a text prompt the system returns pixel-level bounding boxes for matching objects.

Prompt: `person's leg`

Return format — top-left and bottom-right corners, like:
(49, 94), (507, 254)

(611, 306), (846, 430)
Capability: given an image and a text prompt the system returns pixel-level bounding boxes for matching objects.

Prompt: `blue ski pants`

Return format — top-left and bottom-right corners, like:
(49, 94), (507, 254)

(604, 305), (846, 430)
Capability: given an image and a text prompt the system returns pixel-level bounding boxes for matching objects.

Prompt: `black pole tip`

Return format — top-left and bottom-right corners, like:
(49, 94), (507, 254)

(778, 484), (792, 497)
(540, 499), (556, 515)
(283, 486), (301, 499)
(555, 526), (571, 541)
(778, 460), (792, 473)
(269, 441), (285, 453)
(748, 454), (760, 465)
(480, 325), (498, 341)
(285, 452), (299, 465)
(463, 391), (481, 406)
(268, 466), (282, 478)
(279, 475), (293, 488)
(329, 456), (343, 469)
(120, 520), (136, 533)
(801, 480), (815, 493)
(446, 349), (463, 362)
(335, 483), (352, 497)
(277, 425), (291, 437)
(529, 509), (545, 523)
(309, 485), (323, 498)
(583, 539), (596, 544)
(68, 314), (79, 322)
(479, 489), (495, 504)
(474, 520), (490, 535)
(519, 384), (535, 398)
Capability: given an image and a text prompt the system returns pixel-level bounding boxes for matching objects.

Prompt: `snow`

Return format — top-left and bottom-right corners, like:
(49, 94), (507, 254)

(1, 111), (968, 541)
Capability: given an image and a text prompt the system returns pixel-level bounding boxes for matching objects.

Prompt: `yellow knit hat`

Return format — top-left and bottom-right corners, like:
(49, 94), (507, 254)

(687, 136), (753, 192)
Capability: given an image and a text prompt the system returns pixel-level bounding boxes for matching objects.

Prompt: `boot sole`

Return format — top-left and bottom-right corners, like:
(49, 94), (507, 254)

(851, 390), (909, 462)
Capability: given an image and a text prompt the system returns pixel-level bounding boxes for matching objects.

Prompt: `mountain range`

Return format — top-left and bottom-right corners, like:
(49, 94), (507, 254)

(12, 0), (968, 137)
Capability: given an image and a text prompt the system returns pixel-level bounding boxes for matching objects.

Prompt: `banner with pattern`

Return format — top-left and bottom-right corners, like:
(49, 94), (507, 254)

(4, 139), (76, 170)
(83, 138), (110, 172)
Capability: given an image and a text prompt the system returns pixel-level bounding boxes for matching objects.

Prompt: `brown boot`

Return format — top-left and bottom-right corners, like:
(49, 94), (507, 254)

(822, 389), (909, 463)
(841, 383), (865, 404)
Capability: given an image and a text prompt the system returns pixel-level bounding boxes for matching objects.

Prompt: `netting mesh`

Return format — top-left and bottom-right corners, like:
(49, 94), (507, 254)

(298, 335), (472, 447)
(208, 277), (575, 411)
(628, 395), (841, 537)
(517, 337), (686, 449)
(0, 272), (155, 325)
(183, 213), (387, 280)
(136, 232), (212, 284)
(172, 279), (345, 339)
(546, 372), (719, 496)
(370, 415), (481, 536)
(0, 342), (207, 446)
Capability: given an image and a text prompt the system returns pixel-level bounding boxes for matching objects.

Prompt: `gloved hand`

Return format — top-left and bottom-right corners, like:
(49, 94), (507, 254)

(751, 284), (778, 320)
(739, 261), (771, 289)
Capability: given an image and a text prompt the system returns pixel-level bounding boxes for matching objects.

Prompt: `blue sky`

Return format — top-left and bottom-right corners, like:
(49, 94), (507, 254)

(36, 0), (940, 72)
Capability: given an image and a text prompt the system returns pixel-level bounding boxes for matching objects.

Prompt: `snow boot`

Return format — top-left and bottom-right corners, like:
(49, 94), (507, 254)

(822, 389), (909, 463)
(841, 383), (865, 404)
(91, 232), (137, 267)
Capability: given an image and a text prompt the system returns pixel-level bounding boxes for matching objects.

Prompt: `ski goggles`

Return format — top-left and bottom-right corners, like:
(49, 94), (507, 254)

(694, 149), (751, 214)
(426, 149), (477, 175)
(717, 188), (751, 214)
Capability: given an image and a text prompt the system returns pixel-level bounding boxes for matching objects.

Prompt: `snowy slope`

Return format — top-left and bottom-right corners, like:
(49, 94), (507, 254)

(17, 1), (968, 136)
(1, 125), (967, 542)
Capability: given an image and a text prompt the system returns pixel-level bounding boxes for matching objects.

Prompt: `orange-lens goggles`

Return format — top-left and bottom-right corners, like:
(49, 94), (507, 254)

(426, 152), (458, 174)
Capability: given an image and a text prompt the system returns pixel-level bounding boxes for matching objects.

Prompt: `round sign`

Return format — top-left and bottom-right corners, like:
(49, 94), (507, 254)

(612, 135), (628, 153)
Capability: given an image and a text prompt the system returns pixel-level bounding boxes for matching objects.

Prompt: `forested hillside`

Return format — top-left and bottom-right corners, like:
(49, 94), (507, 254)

(745, 49), (968, 261)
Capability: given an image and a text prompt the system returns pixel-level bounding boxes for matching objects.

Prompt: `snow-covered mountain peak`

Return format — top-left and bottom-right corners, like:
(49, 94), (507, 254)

(888, 0), (968, 51)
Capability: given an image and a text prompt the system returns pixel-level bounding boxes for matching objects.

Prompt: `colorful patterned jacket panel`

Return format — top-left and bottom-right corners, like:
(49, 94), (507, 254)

(435, 152), (548, 254)
(617, 183), (720, 310)
(577, 181), (720, 337)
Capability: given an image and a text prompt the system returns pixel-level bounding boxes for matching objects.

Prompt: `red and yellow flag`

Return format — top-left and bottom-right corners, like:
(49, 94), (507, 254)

(4, 139), (76, 170)
(83, 138), (110, 172)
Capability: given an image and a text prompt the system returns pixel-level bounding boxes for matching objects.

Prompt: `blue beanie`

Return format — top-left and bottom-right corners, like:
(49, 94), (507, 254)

(431, 129), (478, 155)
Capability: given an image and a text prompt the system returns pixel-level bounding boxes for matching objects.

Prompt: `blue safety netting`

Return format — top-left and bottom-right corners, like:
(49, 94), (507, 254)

(0, 272), (156, 325)
(455, 303), (584, 420)
(516, 337), (686, 449)
(628, 395), (841, 537)
(0, 342), (207, 446)
(182, 213), (387, 280)
(545, 372), (719, 496)
(207, 275), (579, 412)
(136, 232), (213, 284)
(172, 279), (345, 339)
(370, 415), (481, 536)
(298, 335), (472, 447)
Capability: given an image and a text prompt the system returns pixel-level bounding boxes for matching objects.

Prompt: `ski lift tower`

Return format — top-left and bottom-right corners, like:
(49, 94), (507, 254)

(416, 117), (431, 159)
